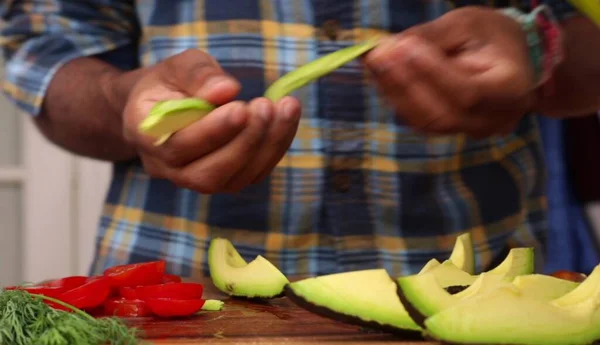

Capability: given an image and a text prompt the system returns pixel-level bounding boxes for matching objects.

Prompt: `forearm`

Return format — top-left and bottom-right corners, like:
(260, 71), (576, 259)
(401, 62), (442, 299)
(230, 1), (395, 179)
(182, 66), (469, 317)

(37, 57), (146, 161)
(534, 15), (600, 117)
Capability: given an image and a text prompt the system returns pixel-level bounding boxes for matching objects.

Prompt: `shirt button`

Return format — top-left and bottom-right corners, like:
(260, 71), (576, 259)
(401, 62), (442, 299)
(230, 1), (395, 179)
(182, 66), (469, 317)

(322, 19), (340, 41)
(332, 174), (351, 193)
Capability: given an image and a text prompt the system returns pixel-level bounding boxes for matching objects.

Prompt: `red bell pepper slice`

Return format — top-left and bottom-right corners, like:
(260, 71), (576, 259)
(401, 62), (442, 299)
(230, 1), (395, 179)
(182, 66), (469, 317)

(59, 276), (112, 310)
(103, 261), (166, 287)
(119, 286), (138, 299)
(41, 276), (88, 291)
(136, 283), (204, 301)
(104, 298), (152, 317)
(162, 274), (182, 283)
(145, 298), (205, 317)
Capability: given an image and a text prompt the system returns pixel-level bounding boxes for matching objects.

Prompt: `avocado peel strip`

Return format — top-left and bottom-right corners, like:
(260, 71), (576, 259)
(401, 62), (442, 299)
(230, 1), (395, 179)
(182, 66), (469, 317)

(139, 38), (382, 141)
(264, 38), (381, 102)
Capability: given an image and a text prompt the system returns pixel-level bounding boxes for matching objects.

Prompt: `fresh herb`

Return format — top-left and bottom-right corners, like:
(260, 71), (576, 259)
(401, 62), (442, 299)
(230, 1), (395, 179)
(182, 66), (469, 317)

(0, 289), (141, 345)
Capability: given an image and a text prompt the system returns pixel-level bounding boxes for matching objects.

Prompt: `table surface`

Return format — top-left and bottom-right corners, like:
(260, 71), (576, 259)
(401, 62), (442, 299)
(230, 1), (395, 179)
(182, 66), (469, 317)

(125, 278), (435, 345)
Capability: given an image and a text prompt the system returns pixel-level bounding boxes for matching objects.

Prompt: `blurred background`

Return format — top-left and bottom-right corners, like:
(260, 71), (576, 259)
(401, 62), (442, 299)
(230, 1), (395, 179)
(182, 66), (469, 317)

(0, 53), (112, 285)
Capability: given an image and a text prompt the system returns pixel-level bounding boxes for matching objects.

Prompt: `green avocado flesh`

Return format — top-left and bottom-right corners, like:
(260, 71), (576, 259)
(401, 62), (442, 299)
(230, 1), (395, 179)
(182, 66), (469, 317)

(208, 238), (289, 298)
(285, 269), (421, 334)
(397, 248), (536, 324)
(448, 233), (475, 274)
(422, 247), (534, 288)
(423, 264), (600, 345)
(201, 299), (224, 311)
(138, 98), (215, 144)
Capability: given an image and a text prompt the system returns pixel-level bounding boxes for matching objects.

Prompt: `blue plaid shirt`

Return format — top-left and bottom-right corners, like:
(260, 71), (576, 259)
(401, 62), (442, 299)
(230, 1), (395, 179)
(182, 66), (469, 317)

(1, 0), (578, 278)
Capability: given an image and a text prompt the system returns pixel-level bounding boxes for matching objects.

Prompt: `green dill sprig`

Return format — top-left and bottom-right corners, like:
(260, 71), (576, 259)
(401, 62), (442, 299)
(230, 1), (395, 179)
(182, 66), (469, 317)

(0, 289), (142, 345)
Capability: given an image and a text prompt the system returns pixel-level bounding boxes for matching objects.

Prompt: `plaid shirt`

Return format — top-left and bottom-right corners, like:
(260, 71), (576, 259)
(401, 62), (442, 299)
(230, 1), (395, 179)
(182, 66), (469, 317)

(1, 0), (577, 278)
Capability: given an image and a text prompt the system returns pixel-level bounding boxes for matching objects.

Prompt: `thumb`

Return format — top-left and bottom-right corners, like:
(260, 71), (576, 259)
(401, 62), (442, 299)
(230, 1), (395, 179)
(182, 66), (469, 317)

(162, 49), (241, 105)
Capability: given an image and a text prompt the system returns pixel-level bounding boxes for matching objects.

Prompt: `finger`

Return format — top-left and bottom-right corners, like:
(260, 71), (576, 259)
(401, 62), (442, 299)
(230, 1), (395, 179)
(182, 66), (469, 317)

(163, 49), (241, 104)
(135, 101), (249, 167)
(251, 97), (302, 184)
(172, 102), (272, 193)
(403, 36), (480, 109)
(367, 54), (460, 135)
(225, 96), (301, 191)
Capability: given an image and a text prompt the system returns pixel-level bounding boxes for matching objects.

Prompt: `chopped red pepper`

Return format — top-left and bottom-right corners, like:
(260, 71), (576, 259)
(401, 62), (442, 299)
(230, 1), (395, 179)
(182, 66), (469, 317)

(145, 298), (206, 317)
(104, 298), (152, 317)
(103, 261), (166, 287)
(59, 276), (112, 310)
(119, 286), (138, 299)
(162, 274), (182, 283)
(41, 276), (88, 291)
(136, 283), (204, 301)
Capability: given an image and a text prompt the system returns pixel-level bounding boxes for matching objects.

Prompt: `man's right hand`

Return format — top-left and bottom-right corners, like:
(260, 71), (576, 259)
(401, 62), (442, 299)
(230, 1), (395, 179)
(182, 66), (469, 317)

(122, 49), (302, 194)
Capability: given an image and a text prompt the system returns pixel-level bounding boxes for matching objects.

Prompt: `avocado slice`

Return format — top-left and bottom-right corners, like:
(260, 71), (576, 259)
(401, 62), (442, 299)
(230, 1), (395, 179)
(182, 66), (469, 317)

(208, 238), (289, 298)
(448, 233), (475, 274)
(284, 269), (422, 336)
(512, 274), (580, 300)
(423, 247), (534, 288)
(418, 259), (441, 274)
(397, 269), (576, 326)
(423, 265), (600, 345)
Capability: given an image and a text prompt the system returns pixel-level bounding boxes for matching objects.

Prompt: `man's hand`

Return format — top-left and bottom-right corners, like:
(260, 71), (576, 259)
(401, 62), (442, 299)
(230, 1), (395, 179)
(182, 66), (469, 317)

(122, 49), (301, 194)
(364, 6), (537, 138)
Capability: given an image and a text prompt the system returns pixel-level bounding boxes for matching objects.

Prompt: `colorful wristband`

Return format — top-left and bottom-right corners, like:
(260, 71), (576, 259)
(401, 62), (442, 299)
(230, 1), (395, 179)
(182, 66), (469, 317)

(499, 5), (564, 88)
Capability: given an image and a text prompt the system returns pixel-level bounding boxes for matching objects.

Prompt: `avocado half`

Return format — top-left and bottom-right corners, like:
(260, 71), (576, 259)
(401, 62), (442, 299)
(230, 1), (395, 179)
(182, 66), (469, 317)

(208, 238), (289, 298)
(397, 247), (535, 326)
(422, 264), (600, 345)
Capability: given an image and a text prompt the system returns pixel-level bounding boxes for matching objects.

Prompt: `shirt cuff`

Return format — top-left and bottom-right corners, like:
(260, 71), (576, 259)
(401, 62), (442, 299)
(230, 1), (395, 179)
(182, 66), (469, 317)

(3, 36), (131, 117)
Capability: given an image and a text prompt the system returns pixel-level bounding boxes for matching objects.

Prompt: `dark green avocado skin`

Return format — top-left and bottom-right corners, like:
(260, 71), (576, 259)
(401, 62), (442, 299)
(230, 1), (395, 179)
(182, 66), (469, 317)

(283, 285), (424, 339)
(395, 281), (428, 328)
(395, 283), (471, 329)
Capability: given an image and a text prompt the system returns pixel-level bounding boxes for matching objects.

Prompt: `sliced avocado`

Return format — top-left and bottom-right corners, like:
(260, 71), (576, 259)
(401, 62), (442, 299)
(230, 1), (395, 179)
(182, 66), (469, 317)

(448, 233), (475, 274)
(397, 270), (576, 327)
(423, 247), (534, 288)
(201, 299), (224, 311)
(423, 265), (600, 345)
(208, 238), (289, 298)
(513, 274), (580, 300)
(284, 269), (422, 336)
(418, 259), (441, 274)
(486, 247), (535, 276)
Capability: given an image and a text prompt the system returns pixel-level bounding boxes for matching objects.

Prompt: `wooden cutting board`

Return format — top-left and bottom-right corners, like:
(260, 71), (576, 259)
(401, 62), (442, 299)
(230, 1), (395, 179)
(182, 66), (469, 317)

(125, 278), (435, 345)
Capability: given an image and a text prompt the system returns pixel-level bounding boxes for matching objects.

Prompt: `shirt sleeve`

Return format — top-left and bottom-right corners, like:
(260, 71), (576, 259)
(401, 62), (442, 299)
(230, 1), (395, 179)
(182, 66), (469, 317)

(0, 0), (140, 116)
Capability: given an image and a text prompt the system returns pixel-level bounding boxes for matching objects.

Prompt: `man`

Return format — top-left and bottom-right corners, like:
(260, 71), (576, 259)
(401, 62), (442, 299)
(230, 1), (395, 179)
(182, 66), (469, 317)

(1, 1), (599, 278)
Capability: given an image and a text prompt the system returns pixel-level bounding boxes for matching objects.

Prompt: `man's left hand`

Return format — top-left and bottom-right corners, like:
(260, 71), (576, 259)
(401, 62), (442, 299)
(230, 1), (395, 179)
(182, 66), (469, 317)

(364, 6), (539, 138)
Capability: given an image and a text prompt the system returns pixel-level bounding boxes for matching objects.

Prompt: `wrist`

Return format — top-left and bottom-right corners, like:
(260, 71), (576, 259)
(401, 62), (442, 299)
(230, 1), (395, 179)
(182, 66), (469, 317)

(500, 5), (565, 89)
(99, 67), (149, 119)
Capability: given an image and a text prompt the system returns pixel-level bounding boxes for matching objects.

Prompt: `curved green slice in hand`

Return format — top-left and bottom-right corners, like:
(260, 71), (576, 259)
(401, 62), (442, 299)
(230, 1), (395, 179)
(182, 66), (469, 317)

(138, 98), (216, 145)
(264, 38), (381, 102)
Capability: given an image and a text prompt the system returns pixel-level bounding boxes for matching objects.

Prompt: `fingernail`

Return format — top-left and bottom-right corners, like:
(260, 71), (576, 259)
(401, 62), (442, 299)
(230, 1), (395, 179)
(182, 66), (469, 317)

(257, 100), (272, 123)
